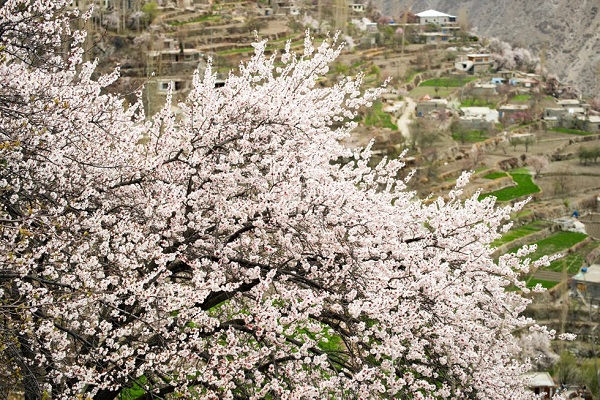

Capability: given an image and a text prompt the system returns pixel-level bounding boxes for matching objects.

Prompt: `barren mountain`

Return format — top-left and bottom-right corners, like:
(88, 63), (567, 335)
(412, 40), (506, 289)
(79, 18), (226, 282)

(395, 0), (600, 96)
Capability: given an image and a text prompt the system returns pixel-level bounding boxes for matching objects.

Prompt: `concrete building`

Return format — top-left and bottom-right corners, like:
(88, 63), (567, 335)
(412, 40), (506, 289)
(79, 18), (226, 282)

(455, 54), (493, 74)
(556, 99), (581, 108)
(415, 9), (456, 26)
(421, 32), (452, 43)
(571, 264), (600, 302)
(498, 104), (530, 122)
(459, 106), (498, 129)
(583, 115), (600, 133)
(470, 83), (497, 97)
(416, 97), (447, 117)
(349, 3), (365, 13)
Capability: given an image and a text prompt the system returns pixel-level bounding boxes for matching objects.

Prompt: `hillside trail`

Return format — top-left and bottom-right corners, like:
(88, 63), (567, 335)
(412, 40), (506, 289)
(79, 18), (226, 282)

(397, 97), (416, 140)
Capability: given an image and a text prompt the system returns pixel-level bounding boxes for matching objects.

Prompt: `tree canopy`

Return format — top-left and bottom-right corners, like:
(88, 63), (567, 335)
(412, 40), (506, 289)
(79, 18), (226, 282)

(0, 1), (556, 399)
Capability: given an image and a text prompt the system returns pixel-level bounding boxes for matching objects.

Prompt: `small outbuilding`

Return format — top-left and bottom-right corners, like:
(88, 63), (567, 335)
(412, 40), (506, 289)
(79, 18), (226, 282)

(524, 372), (556, 399)
(571, 264), (600, 301)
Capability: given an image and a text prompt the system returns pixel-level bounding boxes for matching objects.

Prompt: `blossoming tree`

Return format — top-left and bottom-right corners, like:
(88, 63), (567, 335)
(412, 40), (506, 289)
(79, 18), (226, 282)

(1, 1), (554, 399)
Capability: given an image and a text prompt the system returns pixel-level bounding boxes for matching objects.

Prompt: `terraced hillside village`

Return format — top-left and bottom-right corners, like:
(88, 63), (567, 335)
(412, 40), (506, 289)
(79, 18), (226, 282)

(77, 0), (600, 397)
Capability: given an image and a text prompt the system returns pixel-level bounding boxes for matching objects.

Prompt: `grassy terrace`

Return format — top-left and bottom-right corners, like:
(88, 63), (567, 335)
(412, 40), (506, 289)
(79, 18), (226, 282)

(479, 169), (540, 202)
(483, 171), (508, 180)
(510, 94), (533, 103)
(525, 278), (559, 289)
(459, 98), (497, 108)
(550, 127), (595, 135)
(420, 77), (477, 87)
(508, 231), (588, 262)
(491, 221), (548, 247)
(547, 241), (600, 274)
(364, 101), (397, 130)
(409, 86), (454, 99)
(451, 130), (489, 143)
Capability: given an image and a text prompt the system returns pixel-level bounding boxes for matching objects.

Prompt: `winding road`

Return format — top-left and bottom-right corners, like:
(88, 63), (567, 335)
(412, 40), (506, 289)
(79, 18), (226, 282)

(397, 97), (416, 141)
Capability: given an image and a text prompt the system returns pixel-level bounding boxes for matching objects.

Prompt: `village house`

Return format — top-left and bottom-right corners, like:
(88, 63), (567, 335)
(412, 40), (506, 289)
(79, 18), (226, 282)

(545, 101), (600, 132)
(420, 31), (455, 43)
(348, 3), (365, 14)
(455, 54), (493, 74)
(543, 107), (570, 119)
(458, 106), (498, 130)
(144, 76), (191, 116)
(470, 83), (497, 97)
(416, 96), (448, 117)
(382, 101), (405, 119)
(571, 264), (600, 303)
(498, 104), (530, 123)
(145, 38), (205, 75)
(509, 77), (540, 91)
(556, 99), (581, 108)
(582, 115), (600, 133)
(415, 9), (456, 26)
(524, 372), (556, 399)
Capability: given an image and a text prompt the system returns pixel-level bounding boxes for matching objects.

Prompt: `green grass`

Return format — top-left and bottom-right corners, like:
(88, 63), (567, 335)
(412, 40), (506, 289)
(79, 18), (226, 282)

(548, 253), (585, 274)
(512, 231), (588, 262)
(511, 209), (533, 220)
(118, 376), (148, 399)
(479, 171), (540, 201)
(409, 86), (455, 99)
(546, 241), (600, 274)
(403, 69), (420, 83)
(420, 77), (477, 87)
(525, 277), (559, 289)
(483, 172), (508, 180)
(451, 130), (488, 143)
(364, 101), (397, 130)
(510, 94), (533, 103)
(491, 222), (542, 247)
(550, 127), (594, 135)
(460, 98), (497, 108)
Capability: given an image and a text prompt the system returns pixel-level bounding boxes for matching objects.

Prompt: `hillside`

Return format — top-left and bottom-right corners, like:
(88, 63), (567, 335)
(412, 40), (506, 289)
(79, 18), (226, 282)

(392, 0), (600, 96)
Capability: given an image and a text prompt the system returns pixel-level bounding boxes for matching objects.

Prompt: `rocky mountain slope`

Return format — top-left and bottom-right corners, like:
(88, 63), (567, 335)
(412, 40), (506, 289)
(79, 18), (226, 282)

(396, 0), (600, 96)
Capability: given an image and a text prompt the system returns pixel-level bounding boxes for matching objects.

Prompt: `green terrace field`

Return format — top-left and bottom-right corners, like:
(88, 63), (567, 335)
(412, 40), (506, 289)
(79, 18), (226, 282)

(420, 77), (478, 87)
(491, 221), (549, 248)
(525, 278), (559, 289)
(507, 231), (588, 262)
(509, 94), (533, 103)
(459, 98), (498, 108)
(364, 101), (398, 130)
(550, 127), (595, 135)
(479, 169), (540, 202)
(408, 86), (454, 99)
(451, 130), (489, 143)
(483, 171), (508, 180)
(547, 241), (600, 274)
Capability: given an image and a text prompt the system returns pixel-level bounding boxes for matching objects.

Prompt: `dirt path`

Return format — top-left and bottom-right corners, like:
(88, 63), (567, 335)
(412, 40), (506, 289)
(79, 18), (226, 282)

(397, 97), (415, 140)
(533, 270), (570, 282)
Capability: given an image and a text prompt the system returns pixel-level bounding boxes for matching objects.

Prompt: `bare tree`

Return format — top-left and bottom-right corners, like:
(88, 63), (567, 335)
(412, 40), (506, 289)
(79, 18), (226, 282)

(553, 169), (571, 199)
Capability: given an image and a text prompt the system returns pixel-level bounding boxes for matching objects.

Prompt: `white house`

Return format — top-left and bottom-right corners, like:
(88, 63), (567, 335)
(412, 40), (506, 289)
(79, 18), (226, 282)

(415, 9), (456, 25)
(348, 3), (365, 13)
